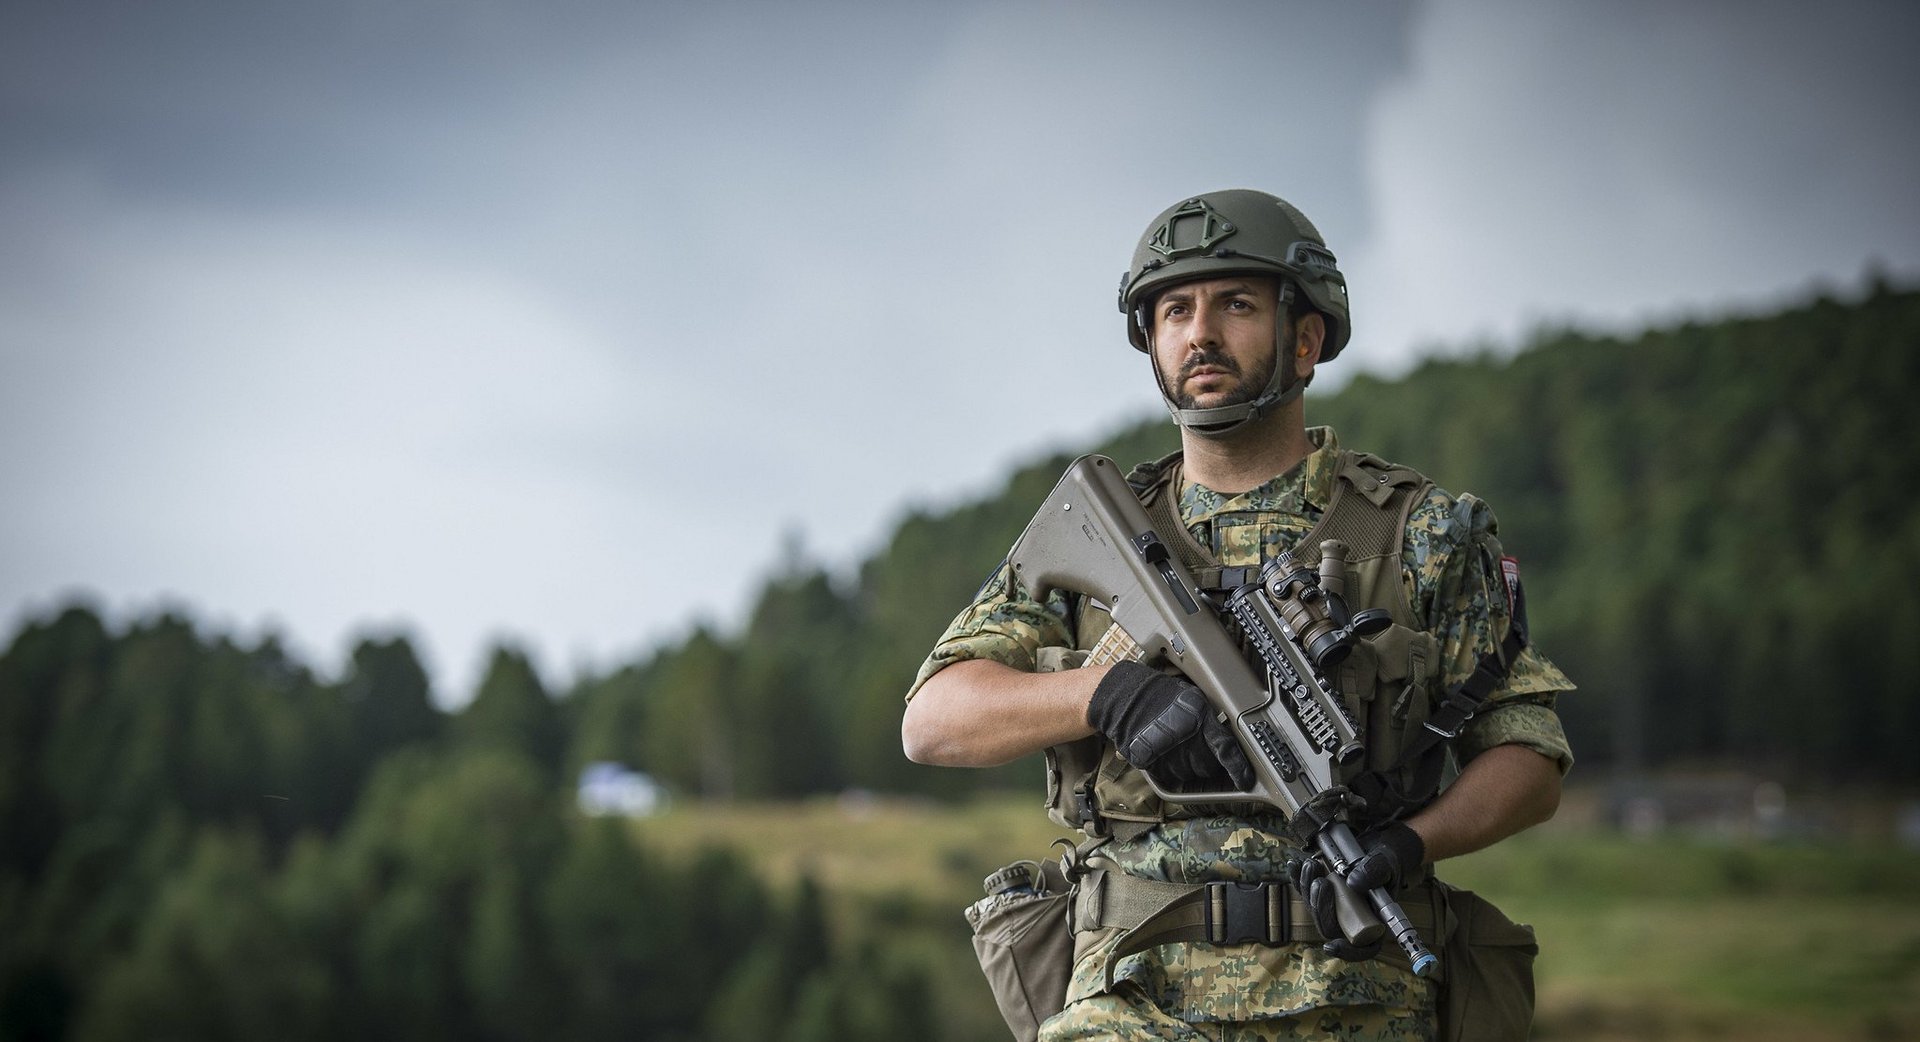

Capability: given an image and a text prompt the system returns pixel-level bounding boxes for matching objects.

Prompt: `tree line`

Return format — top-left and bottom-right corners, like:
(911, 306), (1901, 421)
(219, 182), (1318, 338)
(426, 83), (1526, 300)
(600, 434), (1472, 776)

(0, 613), (934, 1041)
(4, 280), (1915, 1039)
(571, 278), (1920, 795)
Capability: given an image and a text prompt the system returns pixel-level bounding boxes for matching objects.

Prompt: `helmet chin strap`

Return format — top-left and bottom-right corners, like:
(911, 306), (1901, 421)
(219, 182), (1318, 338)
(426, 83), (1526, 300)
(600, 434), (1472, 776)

(1152, 316), (1305, 440)
(1165, 367), (1303, 439)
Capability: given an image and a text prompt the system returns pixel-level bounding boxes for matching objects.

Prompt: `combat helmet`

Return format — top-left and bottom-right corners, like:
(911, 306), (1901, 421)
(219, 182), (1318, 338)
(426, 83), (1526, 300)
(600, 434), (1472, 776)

(1118, 189), (1350, 436)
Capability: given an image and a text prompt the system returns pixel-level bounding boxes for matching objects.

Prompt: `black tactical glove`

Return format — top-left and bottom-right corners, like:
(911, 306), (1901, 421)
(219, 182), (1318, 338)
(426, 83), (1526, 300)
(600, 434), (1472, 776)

(1086, 661), (1254, 791)
(1345, 820), (1426, 895)
(1287, 855), (1384, 962)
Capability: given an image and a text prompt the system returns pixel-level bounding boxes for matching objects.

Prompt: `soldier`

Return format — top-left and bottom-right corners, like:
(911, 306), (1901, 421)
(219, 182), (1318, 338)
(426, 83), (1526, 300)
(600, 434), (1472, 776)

(902, 189), (1575, 1041)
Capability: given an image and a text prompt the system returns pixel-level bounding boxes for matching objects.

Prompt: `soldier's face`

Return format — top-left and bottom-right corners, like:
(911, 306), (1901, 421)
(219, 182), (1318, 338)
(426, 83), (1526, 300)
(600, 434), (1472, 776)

(1150, 277), (1284, 410)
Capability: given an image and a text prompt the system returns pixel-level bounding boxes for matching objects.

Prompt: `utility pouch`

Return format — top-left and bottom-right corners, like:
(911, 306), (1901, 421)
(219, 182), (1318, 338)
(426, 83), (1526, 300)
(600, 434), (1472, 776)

(1436, 882), (1538, 1042)
(1035, 646), (1099, 833)
(963, 857), (1075, 1042)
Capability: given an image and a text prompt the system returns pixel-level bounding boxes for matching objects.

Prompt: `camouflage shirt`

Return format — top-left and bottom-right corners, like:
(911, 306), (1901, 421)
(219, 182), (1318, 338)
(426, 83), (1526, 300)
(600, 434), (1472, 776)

(909, 427), (1574, 1022)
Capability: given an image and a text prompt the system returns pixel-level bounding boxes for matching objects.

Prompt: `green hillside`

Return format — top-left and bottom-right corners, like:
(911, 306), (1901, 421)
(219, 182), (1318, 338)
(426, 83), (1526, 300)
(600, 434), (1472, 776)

(571, 280), (1920, 797)
(4, 283), (1918, 1040)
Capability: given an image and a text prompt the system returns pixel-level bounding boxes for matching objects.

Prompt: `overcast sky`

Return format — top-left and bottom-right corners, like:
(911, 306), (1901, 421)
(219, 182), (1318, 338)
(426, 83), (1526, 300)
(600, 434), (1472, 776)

(4, 0), (1916, 702)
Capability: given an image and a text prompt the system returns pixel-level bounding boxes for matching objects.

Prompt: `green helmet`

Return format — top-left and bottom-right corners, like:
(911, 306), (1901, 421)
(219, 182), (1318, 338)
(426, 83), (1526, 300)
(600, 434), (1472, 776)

(1118, 189), (1351, 436)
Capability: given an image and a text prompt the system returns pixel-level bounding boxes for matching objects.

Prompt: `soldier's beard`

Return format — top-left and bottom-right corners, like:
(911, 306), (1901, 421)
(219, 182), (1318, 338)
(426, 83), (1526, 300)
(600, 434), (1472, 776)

(1166, 347), (1286, 410)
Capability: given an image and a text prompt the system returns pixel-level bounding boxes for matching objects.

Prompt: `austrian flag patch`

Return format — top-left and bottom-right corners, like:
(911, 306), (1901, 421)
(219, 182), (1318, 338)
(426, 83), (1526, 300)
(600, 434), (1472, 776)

(1500, 556), (1522, 614)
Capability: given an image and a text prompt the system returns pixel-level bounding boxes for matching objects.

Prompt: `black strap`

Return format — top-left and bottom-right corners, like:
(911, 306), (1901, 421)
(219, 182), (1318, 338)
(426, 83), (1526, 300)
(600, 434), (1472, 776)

(1423, 557), (1530, 746)
(1351, 561), (1532, 814)
(1124, 449), (1184, 498)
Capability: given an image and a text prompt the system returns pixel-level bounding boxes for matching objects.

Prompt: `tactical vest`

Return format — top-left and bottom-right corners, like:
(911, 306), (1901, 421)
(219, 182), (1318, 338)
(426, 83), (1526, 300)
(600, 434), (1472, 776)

(1042, 448), (1479, 840)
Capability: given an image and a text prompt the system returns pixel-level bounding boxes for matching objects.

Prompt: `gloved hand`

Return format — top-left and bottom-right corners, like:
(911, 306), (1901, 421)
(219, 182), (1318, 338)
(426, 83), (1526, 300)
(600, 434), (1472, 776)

(1287, 855), (1383, 962)
(1345, 820), (1426, 894)
(1085, 661), (1253, 791)
(1287, 822), (1426, 963)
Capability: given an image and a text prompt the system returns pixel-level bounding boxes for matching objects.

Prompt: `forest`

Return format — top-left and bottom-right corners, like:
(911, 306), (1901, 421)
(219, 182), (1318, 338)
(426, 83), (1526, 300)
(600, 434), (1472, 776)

(3, 282), (1916, 1040)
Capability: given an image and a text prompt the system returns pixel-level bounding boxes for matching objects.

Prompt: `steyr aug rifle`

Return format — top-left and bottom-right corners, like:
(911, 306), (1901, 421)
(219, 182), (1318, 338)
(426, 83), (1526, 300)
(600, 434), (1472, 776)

(1007, 454), (1437, 976)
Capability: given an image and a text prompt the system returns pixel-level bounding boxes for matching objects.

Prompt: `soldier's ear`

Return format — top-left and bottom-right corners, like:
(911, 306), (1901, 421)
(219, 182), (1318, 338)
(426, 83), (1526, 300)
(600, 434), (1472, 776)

(1294, 312), (1326, 375)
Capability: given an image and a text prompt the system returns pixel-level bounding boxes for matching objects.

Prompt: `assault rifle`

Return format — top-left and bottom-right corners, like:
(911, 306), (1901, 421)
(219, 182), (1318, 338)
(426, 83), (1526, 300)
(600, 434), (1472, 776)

(1007, 454), (1437, 975)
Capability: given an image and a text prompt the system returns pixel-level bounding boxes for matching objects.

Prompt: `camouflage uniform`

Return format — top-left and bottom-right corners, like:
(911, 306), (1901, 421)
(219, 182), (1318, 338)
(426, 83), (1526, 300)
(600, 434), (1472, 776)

(908, 427), (1574, 1040)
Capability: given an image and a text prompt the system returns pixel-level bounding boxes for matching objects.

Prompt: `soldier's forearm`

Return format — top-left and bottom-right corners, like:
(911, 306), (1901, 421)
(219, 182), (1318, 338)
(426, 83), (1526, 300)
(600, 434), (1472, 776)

(902, 658), (1105, 768)
(1405, 743), (1562, 863)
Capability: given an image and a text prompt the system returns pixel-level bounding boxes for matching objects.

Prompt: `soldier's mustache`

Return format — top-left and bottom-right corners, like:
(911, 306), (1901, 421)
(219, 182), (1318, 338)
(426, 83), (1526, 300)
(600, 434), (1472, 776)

(1180, 349), (1240, 378)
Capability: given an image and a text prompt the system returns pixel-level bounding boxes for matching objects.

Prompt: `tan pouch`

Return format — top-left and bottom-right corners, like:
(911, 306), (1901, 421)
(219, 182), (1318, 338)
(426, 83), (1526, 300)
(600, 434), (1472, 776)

(964, 858), (1075, 1042)
(1437, 883), (1539, 1042)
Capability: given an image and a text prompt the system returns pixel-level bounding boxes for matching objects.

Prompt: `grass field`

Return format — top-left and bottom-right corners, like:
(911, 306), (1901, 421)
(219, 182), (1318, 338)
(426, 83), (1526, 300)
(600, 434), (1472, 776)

(633, 793), (1920, 1041)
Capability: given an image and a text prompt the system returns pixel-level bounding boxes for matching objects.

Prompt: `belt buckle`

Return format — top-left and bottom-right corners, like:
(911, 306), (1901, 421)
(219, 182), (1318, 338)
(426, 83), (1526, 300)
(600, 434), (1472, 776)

(1203, 881), (1288, 946)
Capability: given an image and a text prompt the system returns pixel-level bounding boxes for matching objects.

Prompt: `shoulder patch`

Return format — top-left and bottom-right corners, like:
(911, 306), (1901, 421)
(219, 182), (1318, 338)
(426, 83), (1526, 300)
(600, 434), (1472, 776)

(1499, 556), (1521, 615)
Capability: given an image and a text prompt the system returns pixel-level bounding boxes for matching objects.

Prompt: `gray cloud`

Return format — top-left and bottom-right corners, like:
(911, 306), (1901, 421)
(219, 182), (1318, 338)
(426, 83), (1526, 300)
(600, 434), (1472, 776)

(1348, 0), (1920, 371)
(7, 0), (1907, 699)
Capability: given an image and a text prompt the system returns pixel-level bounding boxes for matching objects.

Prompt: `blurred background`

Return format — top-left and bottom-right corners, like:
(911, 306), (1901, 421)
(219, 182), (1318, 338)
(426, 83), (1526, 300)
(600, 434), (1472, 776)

(3, 1), (1918, 1039)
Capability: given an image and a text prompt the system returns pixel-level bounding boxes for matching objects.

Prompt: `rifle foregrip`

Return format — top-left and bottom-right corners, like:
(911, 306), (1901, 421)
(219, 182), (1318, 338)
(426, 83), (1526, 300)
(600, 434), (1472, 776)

(1327, 874), (1385, 947)
(1320, 825), (1439, 976)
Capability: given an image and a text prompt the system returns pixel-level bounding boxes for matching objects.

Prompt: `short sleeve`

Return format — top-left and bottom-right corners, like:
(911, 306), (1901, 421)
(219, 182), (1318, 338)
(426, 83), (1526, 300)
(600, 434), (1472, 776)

(905, 557), (1075, 701)
(1406, 489), (1576, 773)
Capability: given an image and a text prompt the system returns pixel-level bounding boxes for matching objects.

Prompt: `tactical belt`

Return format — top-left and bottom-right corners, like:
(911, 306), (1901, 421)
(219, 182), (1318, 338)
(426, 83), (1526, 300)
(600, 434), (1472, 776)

(1074, 862), (1445, 987)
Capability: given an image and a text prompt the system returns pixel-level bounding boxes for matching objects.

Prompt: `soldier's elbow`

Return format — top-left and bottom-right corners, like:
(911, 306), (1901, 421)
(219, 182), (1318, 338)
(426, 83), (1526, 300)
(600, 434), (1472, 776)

(901, 697), (953, 765)
(901, 717), (936, 765)
(1528, 760), (1564, 828)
